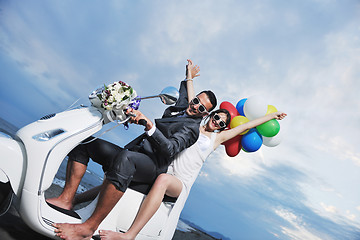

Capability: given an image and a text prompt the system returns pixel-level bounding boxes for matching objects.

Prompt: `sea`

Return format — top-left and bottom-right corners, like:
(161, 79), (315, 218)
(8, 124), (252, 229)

(0, 117), (220, 240)
(0, 116), (103, 194)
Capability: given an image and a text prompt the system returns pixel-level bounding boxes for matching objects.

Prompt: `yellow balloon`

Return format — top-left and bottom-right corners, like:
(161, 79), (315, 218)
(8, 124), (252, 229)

(230, 116), (250, 135)
(266, 105), (277, 115)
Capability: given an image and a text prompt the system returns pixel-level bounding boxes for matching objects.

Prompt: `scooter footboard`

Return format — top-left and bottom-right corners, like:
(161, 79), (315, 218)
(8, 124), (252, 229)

(20, 189), (82, 239)
(76, 188), (175, 240)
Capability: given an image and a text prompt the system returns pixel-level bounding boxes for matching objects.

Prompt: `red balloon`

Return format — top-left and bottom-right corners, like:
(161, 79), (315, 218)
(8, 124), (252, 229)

(220, 101), (239, 121)
(220, 101), (242, 157)
(222, 135), (242, 157)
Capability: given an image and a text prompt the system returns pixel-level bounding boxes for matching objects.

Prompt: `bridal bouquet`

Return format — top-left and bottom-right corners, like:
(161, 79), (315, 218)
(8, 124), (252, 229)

(98, 81), (137, 111)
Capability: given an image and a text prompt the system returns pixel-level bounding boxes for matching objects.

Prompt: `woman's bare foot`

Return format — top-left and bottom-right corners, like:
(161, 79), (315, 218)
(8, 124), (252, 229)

(99, 229), (135, 240)
(46, 197), (73, 210)
(53, 223), (94, 240)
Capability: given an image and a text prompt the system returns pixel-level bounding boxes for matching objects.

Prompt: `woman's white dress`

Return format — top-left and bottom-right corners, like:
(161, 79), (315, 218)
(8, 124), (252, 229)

(160, 132), (216, 239)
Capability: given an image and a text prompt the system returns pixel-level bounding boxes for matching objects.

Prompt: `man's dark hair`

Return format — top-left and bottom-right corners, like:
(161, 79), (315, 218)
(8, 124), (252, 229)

(198, 90), (217, 112)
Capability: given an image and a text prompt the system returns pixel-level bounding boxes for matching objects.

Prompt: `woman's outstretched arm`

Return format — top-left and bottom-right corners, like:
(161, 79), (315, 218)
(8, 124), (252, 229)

(214, 112), (287, 149)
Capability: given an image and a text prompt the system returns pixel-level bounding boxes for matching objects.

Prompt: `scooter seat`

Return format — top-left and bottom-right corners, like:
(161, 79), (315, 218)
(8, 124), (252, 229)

(128, 182), (177, 203)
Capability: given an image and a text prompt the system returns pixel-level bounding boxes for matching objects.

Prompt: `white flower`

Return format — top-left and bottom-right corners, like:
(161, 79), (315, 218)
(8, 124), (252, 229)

(97, 81), (137, 111)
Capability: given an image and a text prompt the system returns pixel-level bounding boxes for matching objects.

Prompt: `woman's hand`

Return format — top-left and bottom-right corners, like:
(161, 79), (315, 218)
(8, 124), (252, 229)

(186, 59), (200, 80)
(272, 111), (287, 120)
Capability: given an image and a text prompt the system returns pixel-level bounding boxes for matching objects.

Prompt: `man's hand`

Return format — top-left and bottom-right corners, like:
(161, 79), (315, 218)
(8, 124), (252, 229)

(186, 59), (200, 79)
(126, 108), (154, 131)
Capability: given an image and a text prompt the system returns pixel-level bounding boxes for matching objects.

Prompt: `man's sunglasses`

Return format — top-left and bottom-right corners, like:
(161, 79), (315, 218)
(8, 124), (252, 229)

(191, 97), (208, 113)
(213, 113), (226, 128)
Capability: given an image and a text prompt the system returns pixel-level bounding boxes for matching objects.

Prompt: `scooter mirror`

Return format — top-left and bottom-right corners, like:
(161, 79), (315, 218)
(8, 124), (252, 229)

(141, 86), (179, 105)
(158, 86), (179, 105)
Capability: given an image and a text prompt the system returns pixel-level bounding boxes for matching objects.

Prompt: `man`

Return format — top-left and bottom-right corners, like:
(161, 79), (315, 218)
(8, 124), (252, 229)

(51, 60), (217, 240)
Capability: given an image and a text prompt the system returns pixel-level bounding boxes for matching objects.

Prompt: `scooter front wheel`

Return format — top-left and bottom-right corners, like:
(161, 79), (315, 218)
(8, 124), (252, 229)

(0, 181), (13, 216)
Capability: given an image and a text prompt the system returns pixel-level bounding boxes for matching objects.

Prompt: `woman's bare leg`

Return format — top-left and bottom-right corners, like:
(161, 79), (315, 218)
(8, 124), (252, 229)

(99, 174), (182, 240)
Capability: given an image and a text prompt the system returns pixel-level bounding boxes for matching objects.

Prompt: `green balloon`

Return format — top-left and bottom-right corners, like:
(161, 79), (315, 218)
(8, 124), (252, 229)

(256, 119), (280, 137)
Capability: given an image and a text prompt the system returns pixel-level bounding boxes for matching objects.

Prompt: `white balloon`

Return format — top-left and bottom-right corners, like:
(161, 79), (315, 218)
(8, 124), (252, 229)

(243, 95), (268, 120)
(262, 130), (283, 147)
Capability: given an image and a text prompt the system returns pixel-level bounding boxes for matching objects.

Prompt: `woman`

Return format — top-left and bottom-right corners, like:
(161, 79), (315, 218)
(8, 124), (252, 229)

(99, 108), (287, 240)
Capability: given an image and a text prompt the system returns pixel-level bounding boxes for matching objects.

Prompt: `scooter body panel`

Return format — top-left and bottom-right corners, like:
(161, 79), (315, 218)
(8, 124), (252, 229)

(16, 106), (103, 238)
(76, 188), (174, 240)
(0, 135), (26, 196)
(1, 103), (185, 239)
(19, 188), (83, 238)
(17, 107), (102, 193)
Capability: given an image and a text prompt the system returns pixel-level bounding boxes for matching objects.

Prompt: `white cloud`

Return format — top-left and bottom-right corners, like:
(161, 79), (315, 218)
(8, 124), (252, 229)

(274, 207), (325, 240)
(317, 202), (360, 228)
(0, 4), (92, 107)
(208, 146), (265, 178)
(317, 135), (360, 167)
(346, 210), (356, 221)
(136, 0), (280, 67)
(138, 1), (228, 65)
(1, 1), (360, 239)
(320, 202), (338, 213)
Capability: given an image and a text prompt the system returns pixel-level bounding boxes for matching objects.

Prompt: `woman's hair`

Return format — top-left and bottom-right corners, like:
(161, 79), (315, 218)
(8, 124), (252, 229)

(208, 109), (231, 131)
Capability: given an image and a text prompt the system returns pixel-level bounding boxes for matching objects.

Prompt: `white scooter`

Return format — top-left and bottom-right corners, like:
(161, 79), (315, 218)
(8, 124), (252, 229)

(0, 86), (183, 240)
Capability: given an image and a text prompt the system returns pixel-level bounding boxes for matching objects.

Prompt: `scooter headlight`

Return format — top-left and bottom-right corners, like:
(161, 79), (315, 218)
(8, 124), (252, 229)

(32, 129), (66, 141)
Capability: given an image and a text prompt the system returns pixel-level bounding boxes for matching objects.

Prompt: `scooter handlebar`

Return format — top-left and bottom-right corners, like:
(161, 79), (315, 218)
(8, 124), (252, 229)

(138, 119), (147, 126)
(124, 111), (147, 127)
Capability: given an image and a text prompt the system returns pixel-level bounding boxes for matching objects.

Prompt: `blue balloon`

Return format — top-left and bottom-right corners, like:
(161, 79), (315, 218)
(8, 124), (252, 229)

(241, 128), (263, 152)
(236, 98), (247, 116)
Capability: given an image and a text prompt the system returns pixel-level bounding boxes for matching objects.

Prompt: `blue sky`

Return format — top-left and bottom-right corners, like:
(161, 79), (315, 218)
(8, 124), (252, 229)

(1, 1), (360, 239)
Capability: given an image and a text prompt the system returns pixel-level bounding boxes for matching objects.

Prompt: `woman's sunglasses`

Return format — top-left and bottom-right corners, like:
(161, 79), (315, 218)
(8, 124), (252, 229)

(191, 97), (208, 113)
(213, 113), (226, 128)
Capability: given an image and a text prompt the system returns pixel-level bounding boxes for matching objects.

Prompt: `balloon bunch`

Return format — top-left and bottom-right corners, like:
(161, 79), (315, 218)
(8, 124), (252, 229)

(220, 96), (282, 157)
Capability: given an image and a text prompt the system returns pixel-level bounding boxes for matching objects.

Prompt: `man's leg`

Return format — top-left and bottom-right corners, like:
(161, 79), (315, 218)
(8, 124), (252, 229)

(47, 138), (122, 210)
(47, 159), (87, 210)
(73, 185), (102, 205)
(53, 150), (157, 240)
(54, 179), (124, 240)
